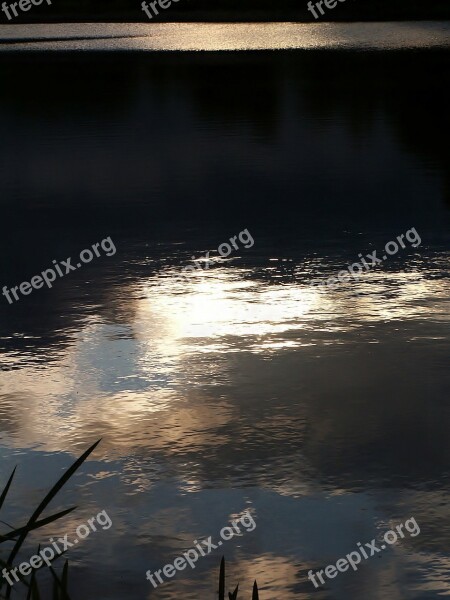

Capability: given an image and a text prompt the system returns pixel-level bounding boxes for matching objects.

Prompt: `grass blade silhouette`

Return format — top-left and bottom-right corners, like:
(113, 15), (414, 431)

(26, 569), (35, 600)
(25, 546), (41, 600)
(0, 468), (16, 512)
(228, 583), (239, 599)
(219, 557), (225, 600)
(0, 507), (77, 543)
(61, 560), (69, 599)
(7, 439), (100, 567)
(252, 581), (259, 600)
(49, 560), (71, 600)
(4, 440), (101, 599)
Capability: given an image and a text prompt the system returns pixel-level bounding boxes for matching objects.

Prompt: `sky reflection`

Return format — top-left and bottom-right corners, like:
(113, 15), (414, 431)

(0, 46), (449, 600)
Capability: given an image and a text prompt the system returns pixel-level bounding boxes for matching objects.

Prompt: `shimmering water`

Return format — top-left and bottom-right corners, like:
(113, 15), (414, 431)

(0, 37), (449, 600)
(0, 21), (449, 51)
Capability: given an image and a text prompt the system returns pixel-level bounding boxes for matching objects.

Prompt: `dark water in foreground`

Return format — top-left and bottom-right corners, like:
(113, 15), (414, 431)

(0, 42), (449, 599)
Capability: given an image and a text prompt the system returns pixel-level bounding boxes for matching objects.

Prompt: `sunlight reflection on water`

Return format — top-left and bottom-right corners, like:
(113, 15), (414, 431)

(0, 21), (450, 51)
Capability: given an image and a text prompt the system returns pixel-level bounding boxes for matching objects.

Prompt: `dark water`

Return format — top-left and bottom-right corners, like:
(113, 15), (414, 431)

(0, 44), (449, 599)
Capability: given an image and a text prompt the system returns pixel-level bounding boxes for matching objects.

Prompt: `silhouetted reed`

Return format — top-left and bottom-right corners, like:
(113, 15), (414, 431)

(218, 557), (260, 600)
(0, 440), (101, 600)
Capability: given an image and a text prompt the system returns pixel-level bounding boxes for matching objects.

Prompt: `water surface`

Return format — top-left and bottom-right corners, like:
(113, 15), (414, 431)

(0, 37), (449, 600)
(0, 21), (449, 50)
